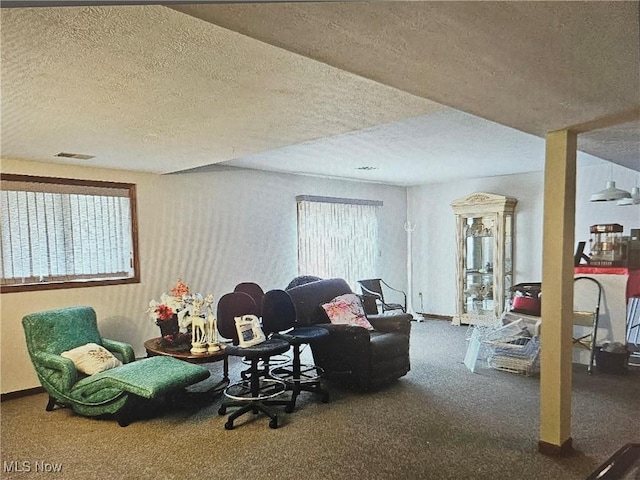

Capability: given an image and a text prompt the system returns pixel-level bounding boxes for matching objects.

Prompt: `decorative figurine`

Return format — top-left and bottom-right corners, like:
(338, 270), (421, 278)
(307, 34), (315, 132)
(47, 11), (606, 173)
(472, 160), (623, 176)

(190, 295), (208, 354)
(205, 294), (220, 352)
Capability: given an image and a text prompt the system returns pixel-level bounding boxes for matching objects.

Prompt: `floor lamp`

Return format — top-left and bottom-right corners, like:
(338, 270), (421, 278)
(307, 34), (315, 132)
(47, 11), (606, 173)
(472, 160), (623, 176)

(405, 221), (422, 321)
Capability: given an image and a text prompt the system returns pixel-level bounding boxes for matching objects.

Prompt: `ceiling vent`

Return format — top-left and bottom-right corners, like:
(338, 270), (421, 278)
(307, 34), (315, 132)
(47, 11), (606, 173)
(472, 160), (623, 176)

(55, 152), (95, 160)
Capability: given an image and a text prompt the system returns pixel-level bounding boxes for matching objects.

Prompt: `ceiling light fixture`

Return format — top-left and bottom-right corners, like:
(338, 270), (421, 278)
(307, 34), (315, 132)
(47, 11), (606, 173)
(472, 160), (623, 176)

(616, 186), (640, 206)
(589, 165), (631, 202)
(589, 181), (632, 202)
(617, 175), (640, 206)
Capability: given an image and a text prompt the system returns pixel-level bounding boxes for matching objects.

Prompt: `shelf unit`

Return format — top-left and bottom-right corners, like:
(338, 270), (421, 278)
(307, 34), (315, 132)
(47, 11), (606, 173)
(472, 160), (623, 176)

(451, 192), (517, 325)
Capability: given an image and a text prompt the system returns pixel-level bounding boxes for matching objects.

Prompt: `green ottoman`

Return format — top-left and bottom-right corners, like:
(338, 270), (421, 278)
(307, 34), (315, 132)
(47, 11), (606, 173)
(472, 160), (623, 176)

(73, 356), (210, 425)
(76, 356), (210, 399)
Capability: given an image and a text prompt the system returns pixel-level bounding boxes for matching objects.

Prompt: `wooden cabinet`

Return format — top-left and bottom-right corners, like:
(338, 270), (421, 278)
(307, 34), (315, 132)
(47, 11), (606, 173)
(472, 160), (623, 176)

(451, 193), (517, 325)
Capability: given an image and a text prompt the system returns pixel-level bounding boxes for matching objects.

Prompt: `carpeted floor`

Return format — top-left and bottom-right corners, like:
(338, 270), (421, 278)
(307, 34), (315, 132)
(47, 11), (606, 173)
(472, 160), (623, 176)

(1, 320), (638, 480)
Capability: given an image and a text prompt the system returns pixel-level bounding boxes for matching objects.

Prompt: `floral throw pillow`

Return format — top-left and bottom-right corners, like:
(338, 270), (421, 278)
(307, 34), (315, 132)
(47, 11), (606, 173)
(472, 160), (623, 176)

(321, 293), (374, 331)
(61, 343), (122, 375)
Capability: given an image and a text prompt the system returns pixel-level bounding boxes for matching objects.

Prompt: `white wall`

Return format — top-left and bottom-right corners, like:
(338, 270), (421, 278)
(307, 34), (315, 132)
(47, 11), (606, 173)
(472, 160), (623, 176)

(408, 171), (545, 317)
(408, 161), (639, 318)
(3, 157), (636, 392)
(1, 158), (408, 393)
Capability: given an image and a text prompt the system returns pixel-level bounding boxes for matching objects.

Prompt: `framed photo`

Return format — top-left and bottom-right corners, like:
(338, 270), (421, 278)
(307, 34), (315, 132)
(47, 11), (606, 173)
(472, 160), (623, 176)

(234, 315), (266, 347)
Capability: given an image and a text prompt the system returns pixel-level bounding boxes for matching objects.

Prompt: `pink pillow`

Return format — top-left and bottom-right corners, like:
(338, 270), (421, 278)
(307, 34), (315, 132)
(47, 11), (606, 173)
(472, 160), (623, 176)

(321, 294), (374, 331)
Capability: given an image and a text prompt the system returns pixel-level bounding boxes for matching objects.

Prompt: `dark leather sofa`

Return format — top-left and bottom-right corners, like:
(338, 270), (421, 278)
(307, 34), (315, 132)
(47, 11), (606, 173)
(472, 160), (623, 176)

(286, 278), (412, 390)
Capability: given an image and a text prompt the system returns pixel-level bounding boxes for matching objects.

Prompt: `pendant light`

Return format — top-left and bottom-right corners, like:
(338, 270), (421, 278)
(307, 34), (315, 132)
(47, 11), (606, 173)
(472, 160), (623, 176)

(590, 181), (632, 202)
(617, 176), (640, 206)
(589, 165), (632, 202)
(616, 187), (639, 205)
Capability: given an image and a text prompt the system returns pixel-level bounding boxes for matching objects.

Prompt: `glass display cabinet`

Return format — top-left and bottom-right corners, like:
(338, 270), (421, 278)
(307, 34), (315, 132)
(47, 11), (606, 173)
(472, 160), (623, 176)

(451, 193), (517, 325)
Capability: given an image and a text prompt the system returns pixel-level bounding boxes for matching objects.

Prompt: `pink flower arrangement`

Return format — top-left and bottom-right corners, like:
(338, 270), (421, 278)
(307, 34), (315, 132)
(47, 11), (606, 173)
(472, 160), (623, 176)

(155, 304), (174, 321)
(147, 279), (190, 325)
(147, 280), (216, 347)
(170, 279), (190, 300)
(147, 279), (210, 329)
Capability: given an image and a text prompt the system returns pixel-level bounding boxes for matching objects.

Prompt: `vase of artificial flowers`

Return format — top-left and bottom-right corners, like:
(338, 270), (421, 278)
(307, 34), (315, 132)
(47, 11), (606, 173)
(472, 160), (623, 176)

(147, 279), (216, 350)
(148, 279), (192, 347)
(156, 313), (179, 339)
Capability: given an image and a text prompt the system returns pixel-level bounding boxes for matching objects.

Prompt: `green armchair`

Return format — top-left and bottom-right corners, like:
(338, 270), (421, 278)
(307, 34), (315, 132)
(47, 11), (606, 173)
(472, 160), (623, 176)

(22, 306), (210, 426)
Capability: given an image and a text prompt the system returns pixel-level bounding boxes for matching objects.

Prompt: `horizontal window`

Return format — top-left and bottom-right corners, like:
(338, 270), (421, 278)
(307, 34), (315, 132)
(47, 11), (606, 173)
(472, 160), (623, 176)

(1, 174), (140, 293)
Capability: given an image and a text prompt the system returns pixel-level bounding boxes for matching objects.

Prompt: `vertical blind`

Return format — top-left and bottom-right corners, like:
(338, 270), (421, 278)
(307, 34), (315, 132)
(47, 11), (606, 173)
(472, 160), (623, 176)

(297, 196), (380, 290)
(1, 176), (135, 286)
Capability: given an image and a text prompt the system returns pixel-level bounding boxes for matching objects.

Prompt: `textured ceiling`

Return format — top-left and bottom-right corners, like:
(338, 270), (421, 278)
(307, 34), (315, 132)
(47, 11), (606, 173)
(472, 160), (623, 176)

(189, 109), (606, 186)
(0, 5), (442, 175)
(1, 2), (638, 186)
(175, 1), (640, 170)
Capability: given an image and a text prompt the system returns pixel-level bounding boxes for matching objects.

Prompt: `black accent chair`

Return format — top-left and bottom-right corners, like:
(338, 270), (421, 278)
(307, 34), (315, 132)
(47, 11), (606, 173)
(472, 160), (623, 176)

(216, 292), (291, 429)
(357, 278), (407, 313)
(286, 278), (412, 391)
(285, 275), (323, 290)
(261, 289), (330, 412)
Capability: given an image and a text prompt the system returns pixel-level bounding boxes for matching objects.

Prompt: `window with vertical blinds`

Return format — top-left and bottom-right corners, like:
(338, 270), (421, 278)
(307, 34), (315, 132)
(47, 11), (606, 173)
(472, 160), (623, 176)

(296, 195), (381, 290)
(1, 174), (140, 293)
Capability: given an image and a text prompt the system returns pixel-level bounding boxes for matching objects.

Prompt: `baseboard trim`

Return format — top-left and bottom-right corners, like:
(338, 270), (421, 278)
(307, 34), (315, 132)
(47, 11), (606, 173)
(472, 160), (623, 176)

(538, 437), (574, 456)
(1, 386), (45, 402)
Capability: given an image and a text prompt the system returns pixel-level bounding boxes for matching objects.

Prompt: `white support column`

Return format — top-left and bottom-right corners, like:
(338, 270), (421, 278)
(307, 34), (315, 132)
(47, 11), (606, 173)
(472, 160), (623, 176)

(539, 129), (577, 456)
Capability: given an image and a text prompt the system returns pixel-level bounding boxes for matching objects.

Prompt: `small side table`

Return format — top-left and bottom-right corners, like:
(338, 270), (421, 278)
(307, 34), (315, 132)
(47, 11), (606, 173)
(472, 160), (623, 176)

(144, 338), (229, 398)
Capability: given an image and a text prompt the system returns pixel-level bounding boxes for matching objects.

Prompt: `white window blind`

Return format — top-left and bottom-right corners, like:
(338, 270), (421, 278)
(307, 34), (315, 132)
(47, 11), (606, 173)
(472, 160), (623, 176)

(297, 196), (381, 289)
(1, 175), (139, 291)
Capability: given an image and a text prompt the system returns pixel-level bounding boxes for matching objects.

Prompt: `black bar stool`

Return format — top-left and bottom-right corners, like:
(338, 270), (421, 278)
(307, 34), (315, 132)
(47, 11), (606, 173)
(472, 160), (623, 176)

(261, 289), (330, 412)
